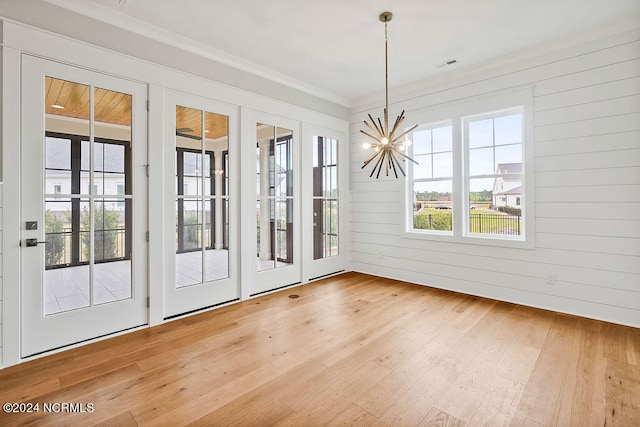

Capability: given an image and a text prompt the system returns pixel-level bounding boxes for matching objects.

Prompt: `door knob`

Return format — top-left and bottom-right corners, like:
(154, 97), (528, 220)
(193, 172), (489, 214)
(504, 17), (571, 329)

(25, 238), (48, 247)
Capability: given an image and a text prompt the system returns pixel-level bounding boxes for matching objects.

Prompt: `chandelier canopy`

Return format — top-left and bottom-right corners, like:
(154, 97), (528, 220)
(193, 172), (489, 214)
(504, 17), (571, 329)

(361, 11), (418, 179)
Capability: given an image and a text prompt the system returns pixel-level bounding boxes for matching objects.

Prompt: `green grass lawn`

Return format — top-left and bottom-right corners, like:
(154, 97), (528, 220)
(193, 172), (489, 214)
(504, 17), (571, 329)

(414, 208), (521, 235)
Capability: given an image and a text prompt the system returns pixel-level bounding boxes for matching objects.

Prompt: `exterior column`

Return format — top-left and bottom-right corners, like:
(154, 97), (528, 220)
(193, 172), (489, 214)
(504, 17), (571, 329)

(214, 150), (224, 250)
(258, 139), (272, 260)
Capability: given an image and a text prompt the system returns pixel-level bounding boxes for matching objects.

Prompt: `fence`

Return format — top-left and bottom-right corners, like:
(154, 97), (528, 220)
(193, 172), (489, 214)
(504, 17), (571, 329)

(414, 212), (521, 235)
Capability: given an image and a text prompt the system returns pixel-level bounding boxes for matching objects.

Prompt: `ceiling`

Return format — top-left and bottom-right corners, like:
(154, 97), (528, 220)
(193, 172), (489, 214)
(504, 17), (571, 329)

(45, 0), (640, 106)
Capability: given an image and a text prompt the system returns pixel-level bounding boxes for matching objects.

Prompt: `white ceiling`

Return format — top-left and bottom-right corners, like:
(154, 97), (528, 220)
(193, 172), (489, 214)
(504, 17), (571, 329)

(45, 0), (640, 107)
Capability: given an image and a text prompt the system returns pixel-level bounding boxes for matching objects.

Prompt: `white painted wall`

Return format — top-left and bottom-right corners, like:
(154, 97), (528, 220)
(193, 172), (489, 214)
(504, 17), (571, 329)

(349, 29), (640, 327)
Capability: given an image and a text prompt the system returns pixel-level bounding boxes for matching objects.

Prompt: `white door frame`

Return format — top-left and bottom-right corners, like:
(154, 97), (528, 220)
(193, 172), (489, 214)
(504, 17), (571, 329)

(162, 90), (240, 318)
(240, 108), (302, 298)
(301, 123), (348, 282)
(20, 54), (148, 357)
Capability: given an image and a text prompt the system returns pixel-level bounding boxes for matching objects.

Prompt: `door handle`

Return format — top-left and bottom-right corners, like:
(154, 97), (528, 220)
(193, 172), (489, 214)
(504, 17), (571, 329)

(25, 238), (48, 247)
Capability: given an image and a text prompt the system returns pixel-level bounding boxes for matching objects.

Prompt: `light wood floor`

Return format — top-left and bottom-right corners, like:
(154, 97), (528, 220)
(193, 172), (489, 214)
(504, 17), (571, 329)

(1, 272), (639, 426)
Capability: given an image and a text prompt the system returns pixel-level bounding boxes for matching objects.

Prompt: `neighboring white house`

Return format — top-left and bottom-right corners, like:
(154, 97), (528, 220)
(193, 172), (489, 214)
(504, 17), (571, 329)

(492, 163), (522, 208)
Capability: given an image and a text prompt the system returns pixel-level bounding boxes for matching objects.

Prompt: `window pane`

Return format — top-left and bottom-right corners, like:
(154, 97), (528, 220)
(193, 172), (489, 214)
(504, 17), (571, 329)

(412, 181), (453, 232)
(432, 125), (452, 153)
(495, 113), (522, 146)
(257, 198), (275, 271)
(433, 152), (453, 178)
(45, 137), (71, 170)
(176, 199), (203, 288)
(469, 178), (521, 236)
(495, 144), (522, 165)
(413, 154), (432, 179)
(412, 129), (432, 155)
(468, 118), (493, 148)
(276, 199), (293, 267)
(469, 147), (494, 175)
(275, 128), (293, 198)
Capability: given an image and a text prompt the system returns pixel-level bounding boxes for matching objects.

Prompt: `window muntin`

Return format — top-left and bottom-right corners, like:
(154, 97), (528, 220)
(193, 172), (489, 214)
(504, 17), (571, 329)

(409, 123), (453, 234)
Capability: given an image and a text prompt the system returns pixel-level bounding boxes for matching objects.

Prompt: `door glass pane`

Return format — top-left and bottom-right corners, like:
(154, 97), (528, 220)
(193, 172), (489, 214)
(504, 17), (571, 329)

(313, 136), (339, 260)
(44, 199), (90, 315)
(256, 124), (294, 270)
(93, 87), (132, 303)
(257, 124), (275, 270)
(176, 106), (230, 285)
(43, 78), (133, 315)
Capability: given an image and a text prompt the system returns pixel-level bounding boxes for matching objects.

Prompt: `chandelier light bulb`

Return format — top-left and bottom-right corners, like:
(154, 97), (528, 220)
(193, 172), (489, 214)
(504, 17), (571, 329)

(362, 142), (371, 149)
(404, 139), (412, 147)
(381, 137), (389, 145)
(374, 146), (380, 152)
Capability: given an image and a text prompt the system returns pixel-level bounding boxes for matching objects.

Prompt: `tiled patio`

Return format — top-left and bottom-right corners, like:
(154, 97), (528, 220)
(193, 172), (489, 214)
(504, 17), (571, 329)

(45, 249), (291, 314)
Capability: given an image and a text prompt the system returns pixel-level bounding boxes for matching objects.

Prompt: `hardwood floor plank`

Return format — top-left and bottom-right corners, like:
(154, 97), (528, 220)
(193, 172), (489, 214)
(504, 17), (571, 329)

(0, 272), (637, 426)
(514, 314), (580, 425)
(604, 357), (640, 426)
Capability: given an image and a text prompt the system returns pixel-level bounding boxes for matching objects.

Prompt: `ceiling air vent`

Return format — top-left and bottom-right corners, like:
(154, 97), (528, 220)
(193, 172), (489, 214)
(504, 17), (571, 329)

(435, 58), (458, 69)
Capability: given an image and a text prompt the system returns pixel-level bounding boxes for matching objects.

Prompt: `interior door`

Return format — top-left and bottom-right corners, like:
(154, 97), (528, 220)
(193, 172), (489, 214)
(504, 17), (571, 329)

(164, 91), (239, 318)
(302, 124), (347, 281)
(241, 110), (301, 296)
(20, 55), (148, 357)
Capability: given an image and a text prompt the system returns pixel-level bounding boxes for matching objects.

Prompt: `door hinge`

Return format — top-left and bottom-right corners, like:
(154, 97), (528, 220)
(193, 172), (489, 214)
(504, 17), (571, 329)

(145, 164), (149, 177)
(146, 100), (150, 112)
(147, 296), (150, 308)
(146, 231), (149, 242)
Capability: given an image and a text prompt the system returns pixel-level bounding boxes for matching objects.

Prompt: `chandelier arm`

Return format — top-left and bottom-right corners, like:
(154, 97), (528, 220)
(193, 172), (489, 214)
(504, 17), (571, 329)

(368, 114), (384, 136)
(364, 120), (384, 139)
(389, 150), (397, 177)
(388, 113), (405, 141)
(391, 149), (407, 176)
(385, 148), (390, 176)
(391, 147), (419, 165)
(376, 151), (386, 179)
(388, 150), (400, 178)
(360, 129), (383, 142)
(390, 124), (419, 144)
(377, 118), (386, 137)
(362, 149), (383, 168)
(371, 150), (386, 178)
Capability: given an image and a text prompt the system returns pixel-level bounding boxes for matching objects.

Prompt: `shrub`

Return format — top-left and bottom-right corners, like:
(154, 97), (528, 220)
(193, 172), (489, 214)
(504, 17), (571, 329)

(497, 206), (521, 216)
(80, 205), (121, 260)
(45, 209), (66, 266)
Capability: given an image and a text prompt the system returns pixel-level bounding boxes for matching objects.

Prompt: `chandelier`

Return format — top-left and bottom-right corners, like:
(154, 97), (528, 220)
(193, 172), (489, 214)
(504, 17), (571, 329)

(361, 11), (418, 179)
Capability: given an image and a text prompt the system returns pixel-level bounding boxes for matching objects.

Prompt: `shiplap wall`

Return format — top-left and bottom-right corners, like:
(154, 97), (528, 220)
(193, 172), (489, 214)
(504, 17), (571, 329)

(349, 30), (640, 327)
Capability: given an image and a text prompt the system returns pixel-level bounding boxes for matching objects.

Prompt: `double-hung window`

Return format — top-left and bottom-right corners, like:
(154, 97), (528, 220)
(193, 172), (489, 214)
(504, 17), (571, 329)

(406, 90), (532, 247)
(465, 108), (524, 238)
(410, 122), (453, 234)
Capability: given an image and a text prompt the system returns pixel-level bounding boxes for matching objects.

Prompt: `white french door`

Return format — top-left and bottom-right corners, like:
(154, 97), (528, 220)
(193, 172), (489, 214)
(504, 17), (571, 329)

(21, 55), (148, 357)
(301, 124), (347, 281)
(163, 91), (239, 318)
(241, 110), (301, 296)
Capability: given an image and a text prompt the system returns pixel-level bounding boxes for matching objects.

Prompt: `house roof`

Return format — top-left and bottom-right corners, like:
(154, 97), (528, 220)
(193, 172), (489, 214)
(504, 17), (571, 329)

(496, 163), (522, 175)
(494, 186), (522, 196)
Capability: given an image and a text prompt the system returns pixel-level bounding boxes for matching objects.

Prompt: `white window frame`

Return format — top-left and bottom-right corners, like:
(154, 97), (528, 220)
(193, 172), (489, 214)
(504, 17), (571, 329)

(403, 88), (535, 249)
